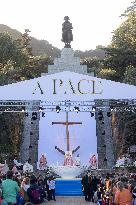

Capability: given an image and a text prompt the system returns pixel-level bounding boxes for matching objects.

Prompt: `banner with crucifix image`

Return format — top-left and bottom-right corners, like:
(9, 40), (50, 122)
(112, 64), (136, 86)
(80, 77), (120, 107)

(38, 111), (97, 167)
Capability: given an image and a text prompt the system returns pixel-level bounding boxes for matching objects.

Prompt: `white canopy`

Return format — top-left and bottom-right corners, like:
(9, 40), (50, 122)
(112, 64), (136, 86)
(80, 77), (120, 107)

(0, 71), (136, 100)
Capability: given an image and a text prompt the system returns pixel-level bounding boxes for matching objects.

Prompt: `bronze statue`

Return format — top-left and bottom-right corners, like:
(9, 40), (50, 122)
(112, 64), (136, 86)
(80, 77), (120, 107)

(62, 16), (73, 48)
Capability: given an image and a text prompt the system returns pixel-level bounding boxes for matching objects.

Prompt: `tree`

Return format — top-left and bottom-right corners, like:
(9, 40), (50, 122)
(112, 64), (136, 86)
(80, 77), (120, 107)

(0, 32), (26, 67)
(123, 66), (136, 85)
(80, 57), (102, 74)
(104, 1), (136, 81)
(0, 30), (53, 85)
(97, 68), (118, 81)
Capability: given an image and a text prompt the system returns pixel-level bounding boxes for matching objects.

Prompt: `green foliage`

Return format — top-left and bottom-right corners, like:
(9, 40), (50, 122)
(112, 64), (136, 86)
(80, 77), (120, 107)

(0, 30), (53, 85)
(97, 68), (118, 81)
(80, 57), (102, 74)
(75, 46), (106, 60)
(0, 32), (26, 67)
(104, 7), (136, 81)
(123, 66), (136, 85)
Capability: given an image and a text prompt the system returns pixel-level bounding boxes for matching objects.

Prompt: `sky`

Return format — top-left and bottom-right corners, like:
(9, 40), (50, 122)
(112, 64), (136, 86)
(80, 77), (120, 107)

(0, 0), (132, 51)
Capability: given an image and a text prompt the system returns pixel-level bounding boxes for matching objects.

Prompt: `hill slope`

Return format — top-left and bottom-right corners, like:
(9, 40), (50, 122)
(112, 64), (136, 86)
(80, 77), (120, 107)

(0, 24), (106, 59)
(0, 24), (60, 57)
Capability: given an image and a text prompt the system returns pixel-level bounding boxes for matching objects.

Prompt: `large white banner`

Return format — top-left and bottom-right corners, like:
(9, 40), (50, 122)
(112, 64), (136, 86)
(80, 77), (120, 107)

(0, 71), (136, 100)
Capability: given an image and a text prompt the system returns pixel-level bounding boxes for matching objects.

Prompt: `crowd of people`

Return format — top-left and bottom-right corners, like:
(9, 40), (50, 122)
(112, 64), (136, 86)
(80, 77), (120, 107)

(0, 169), (136, 205)
(0, 170), (56, 205)
(81, 172), (136, 205)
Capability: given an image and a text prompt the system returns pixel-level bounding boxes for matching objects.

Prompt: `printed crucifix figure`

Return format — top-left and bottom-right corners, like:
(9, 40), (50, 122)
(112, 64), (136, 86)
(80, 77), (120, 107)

(52, 112), (82, 156)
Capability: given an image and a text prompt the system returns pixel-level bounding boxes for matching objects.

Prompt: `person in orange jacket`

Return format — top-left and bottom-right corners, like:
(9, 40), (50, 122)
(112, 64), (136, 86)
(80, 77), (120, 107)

(114, 181), (132, 205)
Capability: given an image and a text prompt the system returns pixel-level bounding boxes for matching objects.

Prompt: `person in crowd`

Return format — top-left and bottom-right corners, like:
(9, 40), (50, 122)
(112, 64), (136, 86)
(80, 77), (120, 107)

(114, 181), (132, 205)
(81, 173), (90, 201)
(47, 176), (56, 201)
(88, 174), (94, 202)
(91, 175), (100, 201)
(0, 179), (2, 190)
(27, 175), (43, 204)
(44, 174), (50, 201)
(94, 183), (103, 204)
(37, 175), (46, 200)
(12, 165), (18, 175)
(2, 170), (20, 205)
(20, 177), (30, 203)
(105, 176), (111, 192)
(0, 183), (2, 204)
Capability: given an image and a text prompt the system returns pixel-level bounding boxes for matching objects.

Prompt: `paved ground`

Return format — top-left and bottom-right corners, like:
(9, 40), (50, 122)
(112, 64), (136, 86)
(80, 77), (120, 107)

(44, 197), (95, 205)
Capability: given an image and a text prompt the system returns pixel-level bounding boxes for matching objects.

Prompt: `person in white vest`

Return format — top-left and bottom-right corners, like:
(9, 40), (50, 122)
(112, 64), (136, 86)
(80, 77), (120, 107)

(23, 161), (33, 174)
(74, 154), (81, 166)
(13, 157), (23, 167)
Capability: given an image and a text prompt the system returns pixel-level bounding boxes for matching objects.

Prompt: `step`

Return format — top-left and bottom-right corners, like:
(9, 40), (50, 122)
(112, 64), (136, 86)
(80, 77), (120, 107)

(55, 179), (83, 196)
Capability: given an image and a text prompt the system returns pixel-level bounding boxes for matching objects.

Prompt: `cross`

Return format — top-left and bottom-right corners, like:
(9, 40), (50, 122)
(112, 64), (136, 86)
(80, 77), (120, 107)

(52, 112), (82, 154)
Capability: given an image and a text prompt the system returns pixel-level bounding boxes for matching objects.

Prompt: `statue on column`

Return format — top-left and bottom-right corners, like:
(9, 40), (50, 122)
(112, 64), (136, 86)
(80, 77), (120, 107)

(62, 16), (73, 48)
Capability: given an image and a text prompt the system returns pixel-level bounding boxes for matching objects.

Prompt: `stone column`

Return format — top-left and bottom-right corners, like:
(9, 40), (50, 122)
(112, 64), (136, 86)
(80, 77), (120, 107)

(29, 101), (40, 170)
(20, 101), (40, 170)
(20, 101), (33, 164)
(96, 112), (107, 169)
(95, 100), (107, 169)
(102, 101), (115, 169)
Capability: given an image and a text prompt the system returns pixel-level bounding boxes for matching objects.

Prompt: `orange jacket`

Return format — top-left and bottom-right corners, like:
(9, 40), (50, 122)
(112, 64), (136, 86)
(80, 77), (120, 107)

(114, 188), (132, 205)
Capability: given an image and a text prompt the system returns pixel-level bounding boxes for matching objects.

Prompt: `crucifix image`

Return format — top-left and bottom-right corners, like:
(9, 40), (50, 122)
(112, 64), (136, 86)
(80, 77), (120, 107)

(52, 112), (82, 156)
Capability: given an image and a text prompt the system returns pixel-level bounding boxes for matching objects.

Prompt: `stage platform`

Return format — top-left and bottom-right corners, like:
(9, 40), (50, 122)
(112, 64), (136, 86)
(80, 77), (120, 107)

(55, 178), (83, 196)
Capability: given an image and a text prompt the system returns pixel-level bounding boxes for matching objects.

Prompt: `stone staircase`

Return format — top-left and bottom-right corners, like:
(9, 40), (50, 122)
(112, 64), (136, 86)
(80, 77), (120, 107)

(55, 179), (83, 196)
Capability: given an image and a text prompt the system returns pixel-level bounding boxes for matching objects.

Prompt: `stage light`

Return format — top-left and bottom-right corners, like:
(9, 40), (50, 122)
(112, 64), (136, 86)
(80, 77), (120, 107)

(32, 112), (37, 120)
(25, 112), (29, 117)
(42, 112), (45, 117)
(92, 106), (96, 111)
(90, 112), (94, 117)
(56, 106), (61, 113)
(39, 106), (43, 112)
(107, 112), (111, 117)
(21, 106), (25, 112)
(74, 106), (80, 112)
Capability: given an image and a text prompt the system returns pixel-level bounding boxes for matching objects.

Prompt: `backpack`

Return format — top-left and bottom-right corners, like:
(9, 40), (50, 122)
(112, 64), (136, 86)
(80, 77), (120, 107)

(31, 188), (41, 204)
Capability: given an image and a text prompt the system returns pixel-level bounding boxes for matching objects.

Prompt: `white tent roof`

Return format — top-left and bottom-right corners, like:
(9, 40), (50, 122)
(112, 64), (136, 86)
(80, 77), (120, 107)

(0, 71), (135, 100)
